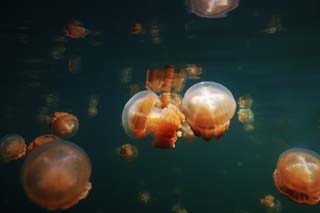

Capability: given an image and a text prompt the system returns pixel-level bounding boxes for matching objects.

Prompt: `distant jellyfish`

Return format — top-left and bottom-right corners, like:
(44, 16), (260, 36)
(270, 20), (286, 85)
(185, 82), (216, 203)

(49, 112), (79, 139)
(68, 54), (82, 74)
(260, 194), (281, 213)
(131, 23), (144, 35)
(181, 81), (236, 140)
(187, 0), (239, 18)
(116, 144), (139, 162)
(273, 148), (320, 205)
(172, 202), (188, 213)
(184, 64), (202, 80)
(179, 122), (197, 142)
(64, 19), (89, 39)
(21, 140), (91, 210)
(237, 108), (254, 124)
(237, 95), (252, 109)
(137, 191), (151, 205)
(27, 134), (59, 154)
(0, 134), (26, 162)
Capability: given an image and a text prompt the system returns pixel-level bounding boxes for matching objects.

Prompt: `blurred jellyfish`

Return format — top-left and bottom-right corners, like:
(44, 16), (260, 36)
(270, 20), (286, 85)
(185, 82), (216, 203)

(27, 134), (59, 154)
(21, 140), (91, 210)
(0, 134), (26, 162)
(260, 194), (281, 213)
(116, 144), (139, 162)
(263, 15), (286, 34)
(50, 42), (66, 60)
(88, 95), (99, 117)
(64, 19), (89, 39)
(237, 108), (254, 124)
(68, 54), (82, 74)
(120, 67), (133, 84)
(150, 22), (161, 44)
(46, 93), (59, 108)
(172, 202), (188, 213)
(184, 64), (202, 80)
(243, 123), (255, 132)
(237, 95), (252, 109)
(273, 148), (320, 205)
(181, 81), (236, 140)
(49, 112), (79, 139)
(137, 191), (151, 205)
(187, 0), (239, 18)
(131, 23), (145, 35)
(179, 122), (197, 142)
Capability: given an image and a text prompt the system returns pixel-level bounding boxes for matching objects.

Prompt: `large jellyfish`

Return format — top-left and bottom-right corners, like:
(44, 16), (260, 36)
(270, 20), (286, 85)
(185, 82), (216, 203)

(21, 140), (91, 210)
(273, 148), (320, 205)
(181, 81), (236, 140)
(187, 0), (239, 18)
(122, 90), (184, 149)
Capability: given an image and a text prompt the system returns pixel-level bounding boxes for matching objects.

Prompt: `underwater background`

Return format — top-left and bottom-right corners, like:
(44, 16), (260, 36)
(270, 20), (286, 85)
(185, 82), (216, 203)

(0, 0), (320, 212)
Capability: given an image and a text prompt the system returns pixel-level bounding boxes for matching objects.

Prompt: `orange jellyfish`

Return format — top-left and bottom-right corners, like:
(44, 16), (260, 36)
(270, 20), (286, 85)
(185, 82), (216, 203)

(260, 194), (281, 213)
(273, 148), (320, 205)
(237, 108), (254, 124)
(27, 134), (59, 154)
(181, 81), (236, 140)
(64, 19), (89, 39)
(184, 64), (202, 80)
(0, 134), (26, 162)
(137, 191), (151, 205)
(187, 0), (239, 18)
(237, 95), (253, 109)
(21, 140), (91, 210)
(49, 112), (79, 139)
(159, 92), (182, 108)
(116, 144), (139, 162)
(131, 23), (144, 35)
(122, 90), (184, 149)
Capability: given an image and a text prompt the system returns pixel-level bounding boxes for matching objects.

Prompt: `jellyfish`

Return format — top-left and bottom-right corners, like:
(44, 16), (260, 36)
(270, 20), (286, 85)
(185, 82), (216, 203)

(64, 19), (89, 39)
(88, 95), (99, 117)
(159, 92), (182, 108)
(116, 144), (139, 162)
(21, 140), (91, 210)
(49, 112), (79, 139)
(145, 65), (185, 93)
(260, 194), (281, 213)
(122, 90), (184, 149)
(27, 134), (59, 154)
(181, 81), (236, 140)
(0, 134), (26, 162)
(179, 122), (197, 142)
(184, 64), (203, 80)
(137, 191), (151, 205)
(68, 54), (82, 73)
(187, 0), (239, 18)
(172, 202), (188, 213)
(237, 95), (252, 109)
(131, 23), (144, 35)
(237, 108), (254, 124)
(273, 148), (320, 205)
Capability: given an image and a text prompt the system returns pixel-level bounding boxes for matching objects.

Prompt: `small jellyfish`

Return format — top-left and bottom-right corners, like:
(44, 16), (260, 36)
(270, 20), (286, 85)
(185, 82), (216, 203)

(21, 140), (91, 210)
(187, 0), (239, 18)
(116, 144), (139, 162)
(0, 134), (26, 162)
(64, 19), (89, 39)
(273, 148), (320, 205)
(181, 81), (236, 140)
(88, 95), (99, 117)
(237, 108), (254, 124)
(260, 194), (281, 213)
(68, 54), (82, 74)
(172, 202), (188, 213)
(184, 64), (203, 80)
(237, 95), (252, 109)
(129, 84), (140, 96)
(179, 122), (197, 142)
(120, 67), (133, 84)
(137, 191), (151, 205)
(27, 134), (59, 154)
(49, 112), (79, 139)
(131, 23), (145, 35)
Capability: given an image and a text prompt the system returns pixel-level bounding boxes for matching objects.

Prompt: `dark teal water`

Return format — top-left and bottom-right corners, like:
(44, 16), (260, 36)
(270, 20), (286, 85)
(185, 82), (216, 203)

(0, 0), (320, 212)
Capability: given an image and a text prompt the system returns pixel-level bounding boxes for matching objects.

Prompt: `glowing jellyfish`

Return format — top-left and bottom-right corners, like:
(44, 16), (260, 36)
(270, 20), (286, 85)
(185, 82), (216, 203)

(116, 144), (139, 162)
(122, 90), (184, 149)
(273, 148), (320, 205)
(64, 19), (89, 39)
(0, 134), (26, 162)
(172, 202), (188, 213)
(237, 108), (254, 124)
(181, 81), (236, 140)
(27, 134), (59, 154)
(49, 112), (79, 139)
(184, 64), (202, 80)
(187, 0), (239, 18)
(21, 140), (91, 210)
(137, 191), (151, 205)
(237, 95), (252, 109)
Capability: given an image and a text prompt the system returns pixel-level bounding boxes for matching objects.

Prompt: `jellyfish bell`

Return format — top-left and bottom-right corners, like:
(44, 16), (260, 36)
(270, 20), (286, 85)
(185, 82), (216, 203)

(181, 81), (236, 140)
(27, 134), (59, 154)
(64, 19), (89, 39)
(116, 144), (139, 162)
(122, 90), (161, 139)
(21, 139), (91, 210)
(49, 112), (79, 139)
(187, 0), (239, 18)
(273, 148), (320, 205)
(0, 134), (26, 162)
